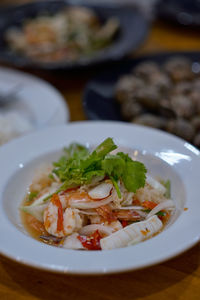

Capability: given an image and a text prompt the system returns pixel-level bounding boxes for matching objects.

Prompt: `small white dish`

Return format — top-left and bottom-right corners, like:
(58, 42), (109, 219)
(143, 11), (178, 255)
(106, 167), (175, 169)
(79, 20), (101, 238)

(0, 121), (199, 275)
(0, 66), (69, 131)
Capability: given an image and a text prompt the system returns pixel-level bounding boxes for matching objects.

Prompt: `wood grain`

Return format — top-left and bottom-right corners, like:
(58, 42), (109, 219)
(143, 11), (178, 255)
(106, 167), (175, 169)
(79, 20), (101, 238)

(0, 243), (199, 300)
(0, 1), (200, 299)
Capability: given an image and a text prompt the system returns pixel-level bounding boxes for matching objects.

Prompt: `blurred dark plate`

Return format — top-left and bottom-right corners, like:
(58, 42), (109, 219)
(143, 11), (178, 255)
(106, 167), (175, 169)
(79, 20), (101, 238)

(83, 51), (200, 120)
(0, 0), (148, 71)
(156, 0), (200, 27)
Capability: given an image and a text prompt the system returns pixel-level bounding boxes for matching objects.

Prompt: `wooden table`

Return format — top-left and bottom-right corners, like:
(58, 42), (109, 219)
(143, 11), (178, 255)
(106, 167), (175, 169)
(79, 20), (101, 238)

(0, 1), (200, 299)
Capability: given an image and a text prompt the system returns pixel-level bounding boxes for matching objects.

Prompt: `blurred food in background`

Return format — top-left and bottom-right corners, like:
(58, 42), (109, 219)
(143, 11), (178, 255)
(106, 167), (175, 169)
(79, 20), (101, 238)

(115, 56), (200, 147)
(156, 0), (200, 27)
(5, 6), (119, 63)
(0, 1), (148, 70)
(0, 111), (33, 145)
(0, 64), (69, 146)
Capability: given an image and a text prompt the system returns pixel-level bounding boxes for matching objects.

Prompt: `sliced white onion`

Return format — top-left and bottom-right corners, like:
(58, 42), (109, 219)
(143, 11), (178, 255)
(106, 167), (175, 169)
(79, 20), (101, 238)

(69, 195), (113, 209)
(63, 233), (84, 250)
(32, 185), (61, 206)
(115, 206), (144, 210)
(77, 210), (98, 216)
(51, 173), (60, 183)
(146, 199), (175, 219)
(31, 192), (52, 206)
(21, 204), (47, 222)
(113, 206), (147, 218)
(88, 182), (113, 199)
(79, 224), (114, 236)
(134, 210), (148, 218)
(146, 174), (166, 194)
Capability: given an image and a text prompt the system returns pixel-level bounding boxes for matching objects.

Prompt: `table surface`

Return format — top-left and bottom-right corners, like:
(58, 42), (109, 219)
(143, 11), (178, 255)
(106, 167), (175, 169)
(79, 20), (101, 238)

(0, 1), (200, 299)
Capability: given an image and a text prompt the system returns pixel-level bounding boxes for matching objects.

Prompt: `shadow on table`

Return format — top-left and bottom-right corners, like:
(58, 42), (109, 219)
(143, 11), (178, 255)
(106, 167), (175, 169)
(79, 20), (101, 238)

(1, 243), (199, 300)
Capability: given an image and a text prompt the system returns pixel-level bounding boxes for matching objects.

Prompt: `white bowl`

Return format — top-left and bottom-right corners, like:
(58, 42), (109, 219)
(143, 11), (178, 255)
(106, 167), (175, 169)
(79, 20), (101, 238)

(0, 121), (199, 275)
(0, 66), (69, 129)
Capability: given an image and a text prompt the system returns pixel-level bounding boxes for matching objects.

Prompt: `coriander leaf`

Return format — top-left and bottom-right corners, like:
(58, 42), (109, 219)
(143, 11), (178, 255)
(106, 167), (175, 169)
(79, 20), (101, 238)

(92, 137), (117, 158)
(101, 155), (125, 198)
(52, 143), (89, 182)
(116, 152), (133, 163)
(110, 176), (121, 198)
(47, 138), (147, 200)
(81, 170), (105, 183)
(114, 152), (147, 193)
(49, 139), (117, 195)
(80, 137), (117, 170)
(122, 160), (147, 193)
(101, 154), (125, 178)
(64, 143), (89, 159)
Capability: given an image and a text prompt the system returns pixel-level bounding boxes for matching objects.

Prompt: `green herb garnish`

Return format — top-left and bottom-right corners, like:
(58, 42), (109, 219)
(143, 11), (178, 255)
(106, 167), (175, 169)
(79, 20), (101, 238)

(160, 179), (171, 198)
(44, 138), (147, 201)
(156, 211), (166, 217)
(142, 209), (151, 213)
(27, 191), (38, 202)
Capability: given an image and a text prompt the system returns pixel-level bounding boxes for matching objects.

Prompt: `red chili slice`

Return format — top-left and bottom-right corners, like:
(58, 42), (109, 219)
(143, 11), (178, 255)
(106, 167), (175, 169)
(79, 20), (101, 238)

(121, 220), (128, 227)
(51, 194), (64, 232)
(78, 230), (102, 250)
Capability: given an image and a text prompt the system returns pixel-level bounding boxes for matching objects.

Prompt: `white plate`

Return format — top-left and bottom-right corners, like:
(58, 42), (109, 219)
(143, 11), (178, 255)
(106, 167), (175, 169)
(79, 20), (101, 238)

(0, 121), (199, 275)
(0, 66), (69, 129)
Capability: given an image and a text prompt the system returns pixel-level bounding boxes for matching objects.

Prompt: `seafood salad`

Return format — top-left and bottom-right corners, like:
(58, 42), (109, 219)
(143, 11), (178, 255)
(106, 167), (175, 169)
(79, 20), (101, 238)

(6, 6), (119, 63)
(21, 138), (175, 250)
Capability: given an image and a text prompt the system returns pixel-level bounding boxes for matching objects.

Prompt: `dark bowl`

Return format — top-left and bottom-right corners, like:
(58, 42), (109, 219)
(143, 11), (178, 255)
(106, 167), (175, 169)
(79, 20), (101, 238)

(83, 51), (200, 120)
(0, 0), (149, 71)
(156, 0), (200, 27)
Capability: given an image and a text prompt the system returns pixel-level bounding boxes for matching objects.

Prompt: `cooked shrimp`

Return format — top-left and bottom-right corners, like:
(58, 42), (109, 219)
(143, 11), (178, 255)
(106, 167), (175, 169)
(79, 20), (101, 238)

(64, 190), (91, 203)
(63, 208), (82, 235)
(89, 214), (103, 224)
(43, 194), (82, 237)
(114, 210), (141, 221)
(96, 205), (116, 223)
